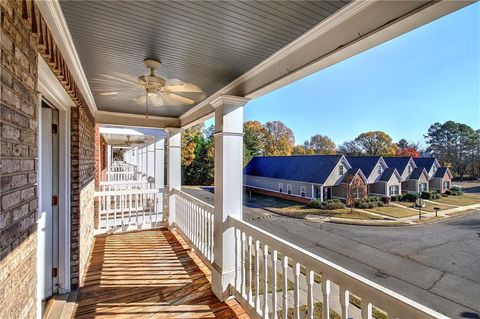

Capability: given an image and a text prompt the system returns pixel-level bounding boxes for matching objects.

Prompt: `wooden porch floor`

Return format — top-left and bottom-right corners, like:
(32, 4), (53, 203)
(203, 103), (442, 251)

(73, 229), (250, 319)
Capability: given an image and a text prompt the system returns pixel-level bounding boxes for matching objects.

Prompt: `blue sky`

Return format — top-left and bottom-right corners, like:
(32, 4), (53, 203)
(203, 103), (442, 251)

(207, 2), (480, 146)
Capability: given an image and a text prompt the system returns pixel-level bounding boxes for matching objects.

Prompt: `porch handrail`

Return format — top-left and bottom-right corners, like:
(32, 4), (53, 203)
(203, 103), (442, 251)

(94, 188), (164, 233)
(99, 180), (152, 191)
(229, 216), (448, 319)
(171, 188), (214, 264)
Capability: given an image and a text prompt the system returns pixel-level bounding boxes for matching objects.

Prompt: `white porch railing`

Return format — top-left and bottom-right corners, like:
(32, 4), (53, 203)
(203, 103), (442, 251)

(94, 188), (163, 233)
(171, 191), (448, 319)
(229, 217), (448, 319)
(110, 161), (137, 172)
(105, 171), (139, 182)
(99, 180), (152, 191)
(172, 189), (214, 263)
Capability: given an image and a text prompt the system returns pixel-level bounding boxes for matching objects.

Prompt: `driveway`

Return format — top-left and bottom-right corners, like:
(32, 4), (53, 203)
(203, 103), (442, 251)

(182, 187), (480, 318)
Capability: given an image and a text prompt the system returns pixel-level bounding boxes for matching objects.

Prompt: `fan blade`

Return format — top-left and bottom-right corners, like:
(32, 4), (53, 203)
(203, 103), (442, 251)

(164, 83), (203, 93)
(162, 93), (195, 105)
(99, 92), (118, 96)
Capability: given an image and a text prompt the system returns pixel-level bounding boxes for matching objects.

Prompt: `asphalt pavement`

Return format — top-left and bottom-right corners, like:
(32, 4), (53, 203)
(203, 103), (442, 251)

(182, 187), (480, 318)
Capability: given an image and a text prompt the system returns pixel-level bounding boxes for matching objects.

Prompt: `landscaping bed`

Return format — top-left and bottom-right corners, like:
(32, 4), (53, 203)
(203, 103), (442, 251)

(267, 206), (381, 220)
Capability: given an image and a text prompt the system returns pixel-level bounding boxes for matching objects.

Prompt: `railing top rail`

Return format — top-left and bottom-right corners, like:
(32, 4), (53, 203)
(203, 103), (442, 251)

(94, 188), (163, 197)
(230, 216), (449, 319)
(172, 188), (214, 211)
(99, 180), (151, 186)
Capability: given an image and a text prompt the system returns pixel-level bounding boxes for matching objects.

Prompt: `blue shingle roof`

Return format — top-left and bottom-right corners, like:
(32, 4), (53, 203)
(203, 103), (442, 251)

(434, 167), (449, 178)
(383, 157), (412, 174)
(346, 156), (382, 178)
(379, 168), (397, 182)
(413, 157), (436, 171)
(244, 155), (343, 184)
(409, 167), (426, 180)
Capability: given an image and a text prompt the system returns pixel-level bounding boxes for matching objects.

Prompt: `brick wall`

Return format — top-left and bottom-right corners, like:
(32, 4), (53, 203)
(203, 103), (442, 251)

(245, 186), (311, 204)
(71, 106), (95, 287)
(0, 0), (39, 317)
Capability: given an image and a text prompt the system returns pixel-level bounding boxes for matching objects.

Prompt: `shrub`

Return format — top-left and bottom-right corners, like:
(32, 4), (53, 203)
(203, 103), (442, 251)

(377, 201), (385, 207)
(367, 202), (376, 209)
(403, 193), (419, 202)
(307, 199), (322, 208)
(390, 195), (399, 202)
(367, 196), (380, 202)
(421, 191), (433, 200)
(360, 202), (369, 209)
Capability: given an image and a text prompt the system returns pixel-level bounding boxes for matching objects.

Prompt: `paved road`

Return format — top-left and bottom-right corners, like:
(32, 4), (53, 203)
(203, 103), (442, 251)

(183, 187), (480, 318)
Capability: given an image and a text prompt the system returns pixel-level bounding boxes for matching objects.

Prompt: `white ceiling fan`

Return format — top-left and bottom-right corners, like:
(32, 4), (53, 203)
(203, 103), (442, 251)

(92, 59), (205, 117)
(109, 135), (145, 147)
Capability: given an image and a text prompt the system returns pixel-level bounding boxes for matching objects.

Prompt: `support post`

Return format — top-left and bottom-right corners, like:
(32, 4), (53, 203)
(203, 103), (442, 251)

(165, 128), (181, 227)
(211, 95), (250, 300)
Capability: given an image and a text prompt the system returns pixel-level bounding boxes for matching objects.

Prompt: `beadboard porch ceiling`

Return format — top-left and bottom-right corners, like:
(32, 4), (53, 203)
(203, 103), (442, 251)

(59, 0), (349, 117)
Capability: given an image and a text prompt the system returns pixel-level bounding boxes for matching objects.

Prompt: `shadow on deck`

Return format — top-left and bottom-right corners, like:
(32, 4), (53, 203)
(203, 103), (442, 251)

(73, 228), (249, 318)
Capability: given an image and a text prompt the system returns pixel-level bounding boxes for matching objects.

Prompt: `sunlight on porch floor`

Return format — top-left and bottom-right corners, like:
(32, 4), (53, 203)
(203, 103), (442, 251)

(73, 229), (250, 318)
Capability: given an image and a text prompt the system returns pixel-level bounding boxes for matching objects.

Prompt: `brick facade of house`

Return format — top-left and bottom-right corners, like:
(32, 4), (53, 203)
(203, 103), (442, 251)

(70, 106), (95, 287)
(1, 0), (97, 316)
(0, 0), (39, 317)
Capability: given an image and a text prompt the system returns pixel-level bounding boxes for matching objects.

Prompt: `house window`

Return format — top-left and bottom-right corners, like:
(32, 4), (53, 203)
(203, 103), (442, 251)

(278, 183), (283, 193)
(377, 164), (383, 174)
(389, 185), (399, 196)
(432, 166), (436, 173)
(419, 182), (428, 192)
(300, 186), (306, 197)
(339, 164), (344, 175)
(443, 181), (450, 190)
(353, 187), (362, 199)
(287, 184), (292, 195)
(407, 165), (412, 174)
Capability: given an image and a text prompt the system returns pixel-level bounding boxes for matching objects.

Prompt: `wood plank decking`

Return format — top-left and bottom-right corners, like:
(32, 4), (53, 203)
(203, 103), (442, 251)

(73, 229), (250, 319)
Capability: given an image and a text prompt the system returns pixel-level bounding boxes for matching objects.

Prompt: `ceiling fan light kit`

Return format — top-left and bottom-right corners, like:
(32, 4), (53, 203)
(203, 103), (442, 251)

(95, 58), (205, 118)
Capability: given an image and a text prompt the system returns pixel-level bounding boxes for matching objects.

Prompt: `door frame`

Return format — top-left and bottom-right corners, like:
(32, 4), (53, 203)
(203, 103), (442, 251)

(37, 56), (73, 316)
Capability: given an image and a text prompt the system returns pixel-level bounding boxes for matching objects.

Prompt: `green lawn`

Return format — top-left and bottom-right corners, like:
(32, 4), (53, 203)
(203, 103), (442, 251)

(395, 200), (453, 213)
(366, 206), (418, 218)
(432, 193), (480, 206)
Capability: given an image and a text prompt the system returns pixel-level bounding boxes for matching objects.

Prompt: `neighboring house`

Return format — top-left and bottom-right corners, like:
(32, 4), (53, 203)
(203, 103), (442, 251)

(413, 157), (452, 193)
(383, 156), (418, 182)
(243, 155), (366, 203)
(430, 167), (453, 193)
(370, 168), (403, 198)
(331, 168), (369, 206)
(346, 156), (401, 198)
(403, 167), (430, 193)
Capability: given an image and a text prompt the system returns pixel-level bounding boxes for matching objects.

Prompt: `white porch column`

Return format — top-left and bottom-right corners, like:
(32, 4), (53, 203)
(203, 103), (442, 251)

(147, 142), (155, 179)
(165, 128), (181, 226)
(211, 95), (249, 300)
(107, 145), (112, 170)
(154, 139), (165, 189)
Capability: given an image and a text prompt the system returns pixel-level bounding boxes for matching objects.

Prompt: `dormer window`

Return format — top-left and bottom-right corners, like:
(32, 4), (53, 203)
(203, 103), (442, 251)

(432, 166), (436, 173)
(377, 164), (383, 174)
(339, 164), (344, 175)
(407, 165), (412, 174)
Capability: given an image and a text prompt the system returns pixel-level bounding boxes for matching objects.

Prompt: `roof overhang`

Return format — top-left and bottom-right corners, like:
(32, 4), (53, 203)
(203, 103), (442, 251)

(40, 0), (474, 128)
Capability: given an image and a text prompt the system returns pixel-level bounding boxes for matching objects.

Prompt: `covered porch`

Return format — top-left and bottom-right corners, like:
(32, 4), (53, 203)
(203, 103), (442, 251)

(0, 0), (474, 318)
(74, 229), (248, 319)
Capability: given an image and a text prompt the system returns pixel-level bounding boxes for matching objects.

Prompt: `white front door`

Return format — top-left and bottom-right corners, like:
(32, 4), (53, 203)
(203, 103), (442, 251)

(38, 103), (60, 310)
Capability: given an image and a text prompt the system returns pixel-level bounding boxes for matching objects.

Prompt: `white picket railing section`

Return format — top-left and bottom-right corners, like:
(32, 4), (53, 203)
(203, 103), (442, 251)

(94, 188), (163, 233)
(99, 180), (152, 191)
(110, 161), (137, 172)
(229, 216), (448, 319)
(172, 189), (214, 263)
(105, 171), (139, 182)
